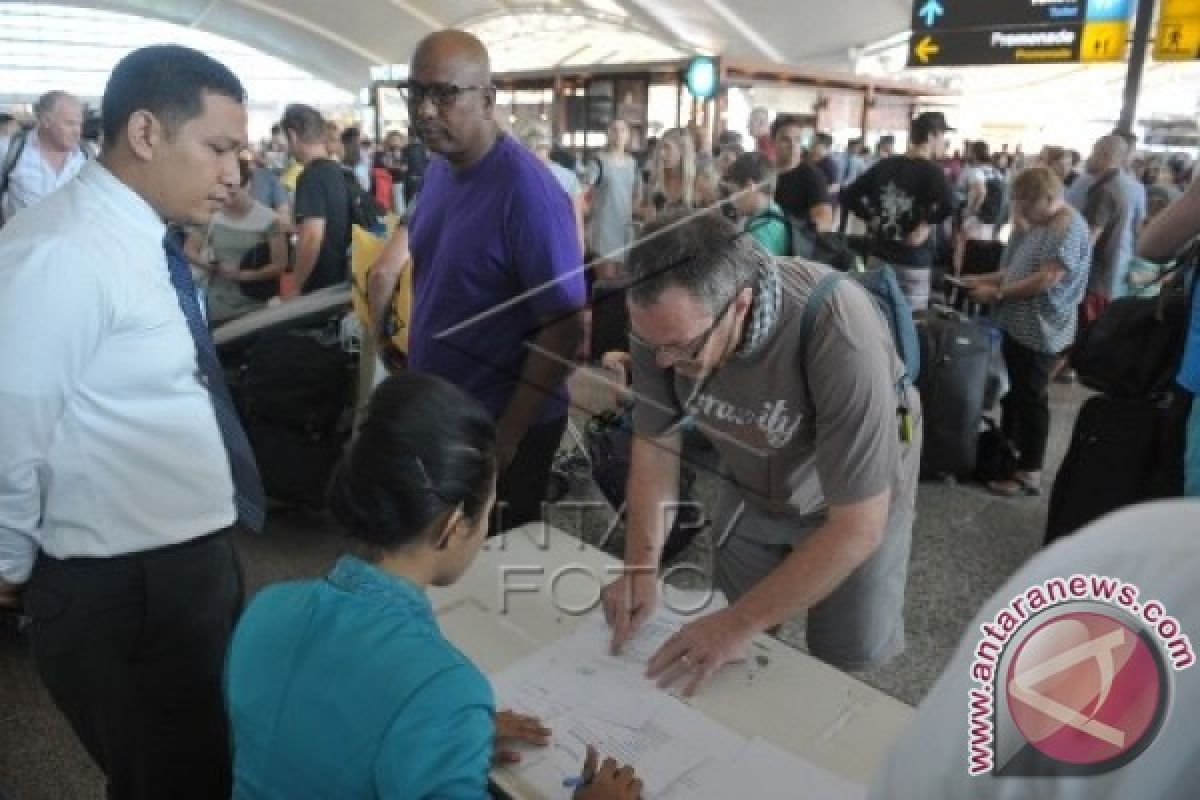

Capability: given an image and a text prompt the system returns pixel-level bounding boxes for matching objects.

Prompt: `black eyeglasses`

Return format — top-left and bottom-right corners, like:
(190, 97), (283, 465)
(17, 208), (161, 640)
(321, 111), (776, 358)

(403, 81), (490, 110)
(629, 287), (744, 364)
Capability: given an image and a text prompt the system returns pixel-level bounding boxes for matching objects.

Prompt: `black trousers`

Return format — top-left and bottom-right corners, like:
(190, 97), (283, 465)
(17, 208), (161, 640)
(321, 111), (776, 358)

(491, 415), (568, 535)
(1001, 334), (1058, 472)
(24, 531), (243, 800)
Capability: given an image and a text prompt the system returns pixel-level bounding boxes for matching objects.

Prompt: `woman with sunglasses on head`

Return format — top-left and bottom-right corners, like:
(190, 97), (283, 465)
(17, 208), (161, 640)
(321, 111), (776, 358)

(640, 127), (717, 223)
(225, 373), (641, 799)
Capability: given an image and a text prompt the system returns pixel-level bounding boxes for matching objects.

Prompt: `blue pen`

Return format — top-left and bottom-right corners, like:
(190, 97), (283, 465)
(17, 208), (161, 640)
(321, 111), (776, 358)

(562, 776), (586, 789)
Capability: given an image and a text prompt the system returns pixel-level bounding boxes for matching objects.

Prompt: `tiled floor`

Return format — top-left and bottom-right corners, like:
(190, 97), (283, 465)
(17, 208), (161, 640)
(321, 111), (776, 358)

(0, 371), (1086, 799)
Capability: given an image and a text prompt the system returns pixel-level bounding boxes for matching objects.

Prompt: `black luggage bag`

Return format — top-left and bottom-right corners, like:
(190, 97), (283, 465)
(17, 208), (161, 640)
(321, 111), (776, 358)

(1045, 392), (1191, 545)
(916, 310), (993, 478)
(232, 329), (356, 507)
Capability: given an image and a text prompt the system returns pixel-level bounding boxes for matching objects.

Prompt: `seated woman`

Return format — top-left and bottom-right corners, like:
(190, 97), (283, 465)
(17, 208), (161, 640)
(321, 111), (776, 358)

(225, 373), (641, 799)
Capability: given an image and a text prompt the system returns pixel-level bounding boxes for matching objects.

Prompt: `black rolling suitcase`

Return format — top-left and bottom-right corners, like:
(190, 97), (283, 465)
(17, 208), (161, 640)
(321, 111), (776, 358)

(916, 310), (993, 478)
(233, 329), (356, 508)
(1045, 392), (1191, 545)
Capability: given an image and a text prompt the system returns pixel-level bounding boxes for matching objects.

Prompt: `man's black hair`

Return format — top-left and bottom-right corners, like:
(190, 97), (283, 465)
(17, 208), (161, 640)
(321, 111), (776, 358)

(726, 152), (776, 193)
(769, 113), (807, 141)
(101, 44), (245, 144)
(281, 104), (326, 145)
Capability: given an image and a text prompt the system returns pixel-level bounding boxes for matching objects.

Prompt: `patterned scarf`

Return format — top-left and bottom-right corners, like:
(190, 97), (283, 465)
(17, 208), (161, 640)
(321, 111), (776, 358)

(735, 259), (782, 359)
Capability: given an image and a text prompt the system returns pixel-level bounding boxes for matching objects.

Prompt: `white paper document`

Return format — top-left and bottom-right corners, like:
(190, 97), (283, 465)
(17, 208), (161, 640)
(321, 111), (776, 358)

(671, 737), (867, 800)
(489, 591), (864, 799)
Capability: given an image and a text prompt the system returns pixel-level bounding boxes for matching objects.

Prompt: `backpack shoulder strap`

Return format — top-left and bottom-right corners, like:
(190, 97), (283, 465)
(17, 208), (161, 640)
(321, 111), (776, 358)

(753, 209), (789, 227)
(797, 271), (845, 409)
(798, 271), (845, 350)
(746, 208), (790, 236)
(0, 129), (29, 209)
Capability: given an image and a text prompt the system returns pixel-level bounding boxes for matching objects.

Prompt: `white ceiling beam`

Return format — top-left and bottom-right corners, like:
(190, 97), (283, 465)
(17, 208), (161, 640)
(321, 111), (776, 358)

(607, 0), (699, 54)
(384, 0), (445, 32)
(555, 43), (591, 66)
(228, 0), (391, 64)
(696, 0), (786, 63)
(189, 0), (222, 28)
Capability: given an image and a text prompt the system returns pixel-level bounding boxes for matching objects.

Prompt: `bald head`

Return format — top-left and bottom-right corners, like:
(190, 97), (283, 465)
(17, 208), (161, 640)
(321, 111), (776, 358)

(1089, 134), (1127, 175)
(408, 29), (498, 167)
(412, 30), (491, 85)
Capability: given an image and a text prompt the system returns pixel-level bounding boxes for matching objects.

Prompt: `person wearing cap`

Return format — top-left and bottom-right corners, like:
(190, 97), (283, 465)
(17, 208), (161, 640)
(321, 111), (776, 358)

(841, 111), (957, 311)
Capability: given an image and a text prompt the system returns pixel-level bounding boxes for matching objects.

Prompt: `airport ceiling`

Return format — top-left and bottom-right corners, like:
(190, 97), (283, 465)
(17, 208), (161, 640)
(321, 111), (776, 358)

(61, 0), (914, 89)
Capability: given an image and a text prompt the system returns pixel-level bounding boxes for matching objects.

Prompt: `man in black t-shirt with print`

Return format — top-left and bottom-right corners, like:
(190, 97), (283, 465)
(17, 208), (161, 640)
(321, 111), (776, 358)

(772, 114), (832, 232)
(282, 103), (351, 292)
(841, 112), (956, 310)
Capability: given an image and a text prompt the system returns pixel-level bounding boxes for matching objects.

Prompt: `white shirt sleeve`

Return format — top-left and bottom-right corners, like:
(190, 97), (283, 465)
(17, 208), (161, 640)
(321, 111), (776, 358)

(0, 240), (109, 583)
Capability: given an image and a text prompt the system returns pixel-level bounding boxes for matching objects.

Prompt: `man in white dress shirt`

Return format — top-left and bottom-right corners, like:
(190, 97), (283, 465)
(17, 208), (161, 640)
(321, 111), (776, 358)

(0, 90), (87, 223)
(0, 46), (261, 799)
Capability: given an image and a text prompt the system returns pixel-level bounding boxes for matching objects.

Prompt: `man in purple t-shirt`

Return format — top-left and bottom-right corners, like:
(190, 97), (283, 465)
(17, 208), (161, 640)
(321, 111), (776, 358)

(406, 30), (586, 532)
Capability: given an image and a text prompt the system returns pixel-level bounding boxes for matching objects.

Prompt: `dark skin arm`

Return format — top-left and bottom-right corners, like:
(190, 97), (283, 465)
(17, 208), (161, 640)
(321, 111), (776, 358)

(495, 312), (585, 468)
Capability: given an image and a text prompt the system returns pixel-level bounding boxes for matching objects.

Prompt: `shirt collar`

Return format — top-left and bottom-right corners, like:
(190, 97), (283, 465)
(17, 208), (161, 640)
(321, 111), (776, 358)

(326, 554), (435, 619)
(76, 160), (167, 241)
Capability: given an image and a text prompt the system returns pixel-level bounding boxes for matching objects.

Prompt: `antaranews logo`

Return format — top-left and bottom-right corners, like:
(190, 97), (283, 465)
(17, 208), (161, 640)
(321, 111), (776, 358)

(966, 574), (1195, 777)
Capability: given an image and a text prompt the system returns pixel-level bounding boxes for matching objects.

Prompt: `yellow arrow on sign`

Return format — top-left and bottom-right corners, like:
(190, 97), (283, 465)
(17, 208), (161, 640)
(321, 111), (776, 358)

(915, 35), (941, 64)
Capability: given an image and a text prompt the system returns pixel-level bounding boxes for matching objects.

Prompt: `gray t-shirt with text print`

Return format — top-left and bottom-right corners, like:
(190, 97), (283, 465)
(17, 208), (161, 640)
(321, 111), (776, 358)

(630, 258), (921, 527)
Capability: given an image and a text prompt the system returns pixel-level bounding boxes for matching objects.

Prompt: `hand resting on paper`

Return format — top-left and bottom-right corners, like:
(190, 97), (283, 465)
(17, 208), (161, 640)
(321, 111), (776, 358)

(494, 710), (552, 764)
(574, 745), (644, 800)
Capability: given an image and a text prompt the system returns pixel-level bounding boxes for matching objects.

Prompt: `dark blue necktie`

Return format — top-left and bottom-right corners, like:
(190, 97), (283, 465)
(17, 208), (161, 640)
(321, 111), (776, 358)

(164, 234), (266, 533)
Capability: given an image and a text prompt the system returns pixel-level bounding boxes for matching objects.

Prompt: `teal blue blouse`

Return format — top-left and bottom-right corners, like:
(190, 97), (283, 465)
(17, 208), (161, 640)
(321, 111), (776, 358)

(225, 555), (495, 799)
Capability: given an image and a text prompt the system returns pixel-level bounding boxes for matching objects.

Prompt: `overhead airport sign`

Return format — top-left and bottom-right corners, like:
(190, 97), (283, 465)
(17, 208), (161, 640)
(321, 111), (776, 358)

(908, 0), (1132, 67)
(1155, 0), (1200, 60)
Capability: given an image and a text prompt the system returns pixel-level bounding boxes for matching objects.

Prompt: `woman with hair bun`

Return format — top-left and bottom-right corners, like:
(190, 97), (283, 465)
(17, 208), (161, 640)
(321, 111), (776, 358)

(225, 373), (641, 799)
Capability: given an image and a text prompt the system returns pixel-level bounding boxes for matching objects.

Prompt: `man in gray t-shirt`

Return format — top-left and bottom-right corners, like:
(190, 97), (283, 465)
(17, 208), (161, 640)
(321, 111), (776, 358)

(601, 211), (922, 689)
